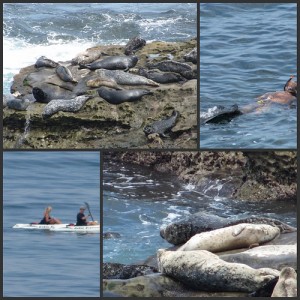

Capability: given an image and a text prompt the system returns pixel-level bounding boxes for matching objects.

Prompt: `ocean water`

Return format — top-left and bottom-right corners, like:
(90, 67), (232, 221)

(3, 3), (197, 94)
(3, 152), (100, 297)
(200, 3), (297, 149)
(103, 160), (296, 265)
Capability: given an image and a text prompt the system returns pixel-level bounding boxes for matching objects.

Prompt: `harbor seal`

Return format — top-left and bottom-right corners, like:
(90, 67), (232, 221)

(124, 36), (146, 55)
(32, 85), (74, 103)
(147, 60), (193, 78)
(178, 223), (280, 252)
(138, 68), (186, 84)
(183, 47), (197, 64)
(6, 97), (34, 111)
(143, 110), (180, 137)
(56, 65), (78, 83)
(42, 95), (91, 118)
(157, 249), (280, 292)
(71, 48), (105, 65)
(79, 55), (138, 71)
(86, 77), (122, 90)
(35, 56), (58, 68)
(97, 87), (153, 105)
(96, 69), (159, 87)
(271, 267), (297, 297)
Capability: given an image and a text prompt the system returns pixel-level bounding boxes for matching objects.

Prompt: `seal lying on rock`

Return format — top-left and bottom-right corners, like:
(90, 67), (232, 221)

(138, 68), (186, 84)
(178, 223), (280, 252)
(32, 85), (75, 103)
(79, 55), (138, 71)
(42, 95), (91, 118)
(35, 56), (58, 68)
(86, 77), (122, 90)
(157, 249), (279, 292)
(56, 65), (78, 84)
(184, 48), (197, 64)
(6, 97), (34, 111)
(271, 267), (297, 297)
(160, 212), (296, 245)
(143, 110), (180, 137)
(124, 36), (146, 55)
(97, 87), (153, 104)
(71, 48), (104, 65)
(96, 69), (159, 87)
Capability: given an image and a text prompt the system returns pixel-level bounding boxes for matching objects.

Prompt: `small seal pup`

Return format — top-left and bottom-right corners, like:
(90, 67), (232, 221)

(271, 267), (297, 297)
(42, 95), (91, 118)
(157, 249), (279, 292)
(97, 87), (153, 105)
(138, 68), (186, 84)
(6, 97), (34, 111)
(124, 36), (146, 55)
(35, 56), (58, 68)
(56, 65), (78, 83)
(143, 110), (180, 137)
(79, 55), (138, 71)
(178, 223), (280, 253)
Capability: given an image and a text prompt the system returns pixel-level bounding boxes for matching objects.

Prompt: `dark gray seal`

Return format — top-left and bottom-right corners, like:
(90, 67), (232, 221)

(96, 69), (159, 87)
(35, 56), (58, 68)
(138, 68), (186, 84)
(56, 65), (78, 83)
(6, 97), (34, 111)
(147, 60), (193, 78)
(97, 87), (153, 105)
(79, 55), (138, 71)
(124, 36), (146, 55)
(183, 47), (197, 64)
(32, 85), (74, 103)
(143, 110), (179, 137)
(42, 95), (91, 118)
(103, 232), (121, 239)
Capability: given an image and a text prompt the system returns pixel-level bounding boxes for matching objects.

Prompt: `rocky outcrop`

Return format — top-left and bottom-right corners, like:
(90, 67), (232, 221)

(105, 151), (297, 201)
(3, 39), (197, 149)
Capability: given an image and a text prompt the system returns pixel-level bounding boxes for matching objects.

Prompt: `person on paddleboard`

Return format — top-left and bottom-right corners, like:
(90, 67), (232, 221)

(76, 206), (98, 226)
(39, 206), (62, 224)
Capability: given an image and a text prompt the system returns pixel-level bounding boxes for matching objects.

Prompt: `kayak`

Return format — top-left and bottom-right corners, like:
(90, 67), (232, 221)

(13, 223), (100, 233)
(13, 223), (68, 230)
(49, 224), (100, 233)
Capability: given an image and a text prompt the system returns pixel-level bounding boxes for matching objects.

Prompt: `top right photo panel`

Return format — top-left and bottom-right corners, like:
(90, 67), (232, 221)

(200, 3), (297, 149)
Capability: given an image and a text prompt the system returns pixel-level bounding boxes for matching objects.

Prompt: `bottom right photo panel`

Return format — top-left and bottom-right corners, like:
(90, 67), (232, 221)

(102, 151), (297, 297)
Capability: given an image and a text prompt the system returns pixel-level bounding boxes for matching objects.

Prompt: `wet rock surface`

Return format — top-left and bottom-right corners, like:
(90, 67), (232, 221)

(3, 39), (197, 149)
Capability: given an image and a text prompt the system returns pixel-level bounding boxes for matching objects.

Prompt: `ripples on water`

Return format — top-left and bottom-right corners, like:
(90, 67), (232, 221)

(3, 3), (196, 94)
(3, 152), (100, 297)
(103, 161), (296, 264)
(200, 3), (297, 148)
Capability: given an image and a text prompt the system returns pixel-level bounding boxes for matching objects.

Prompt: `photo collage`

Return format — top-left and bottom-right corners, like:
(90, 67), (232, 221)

(2, 2), (297, 298)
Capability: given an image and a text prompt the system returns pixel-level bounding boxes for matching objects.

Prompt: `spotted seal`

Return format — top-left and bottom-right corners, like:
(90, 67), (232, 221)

(56, 65), (78, 84)
(71, 49), (105, 65)
(124, 36), (146, 55)
(79, 55), (138, 71)
(271, 267), (297, 297)
(35, 56), (58, 68)
(138, 68), (186, 84)
(86, 77), (122, 90)
(178, 223), (280, 252)
(157, 249), (279, 292)
(183, 47), (197, 64)
(96, 69), (159, 87)
(42, 95), (91, 118)
(147, 60), (194, 79)
(97, 87), (153, 105)
(143, 110), (179, 137)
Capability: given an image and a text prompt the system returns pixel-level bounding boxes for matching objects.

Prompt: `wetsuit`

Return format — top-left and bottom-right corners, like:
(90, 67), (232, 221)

(39, 216), (51, 224)
(76, 212), (87, 226)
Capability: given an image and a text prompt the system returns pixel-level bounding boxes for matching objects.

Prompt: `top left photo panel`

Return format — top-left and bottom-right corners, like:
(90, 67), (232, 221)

(3, 3), (197, 150)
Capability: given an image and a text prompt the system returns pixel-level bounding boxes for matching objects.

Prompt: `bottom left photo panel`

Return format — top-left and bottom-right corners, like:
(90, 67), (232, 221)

(3, 151), (100, 297)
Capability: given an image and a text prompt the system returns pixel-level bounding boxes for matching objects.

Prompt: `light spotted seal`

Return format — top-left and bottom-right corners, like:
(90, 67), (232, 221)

(42, 95), (91, 118)
(56, 65), (78, 84)
(97, 87), (153, 105)
(157, 249), (280, 292)
(96, 69), (159, 87)
(124, 36), (146, 55)
(271, 267), (297, 297)
(35, 56), (58, 68)
(86, 77), (122, 90)
(178, 223), (280, 252)
(143, 110), (180, 137)
(79, 55), (138, 71)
